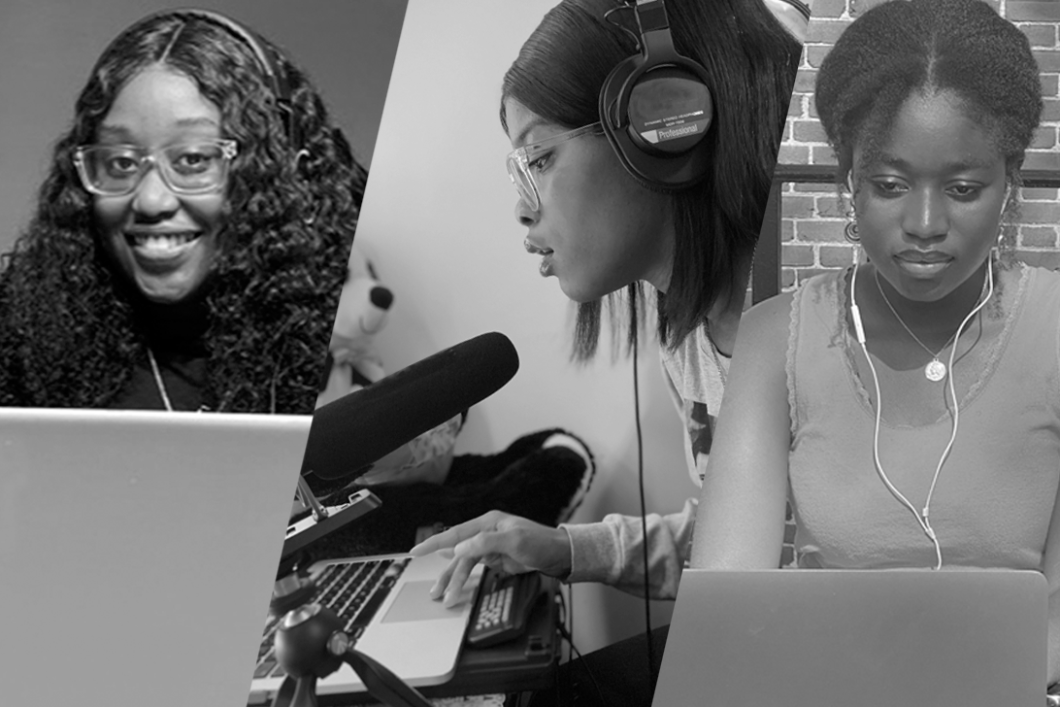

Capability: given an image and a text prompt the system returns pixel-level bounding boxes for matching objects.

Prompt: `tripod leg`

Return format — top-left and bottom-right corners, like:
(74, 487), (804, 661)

(270, 675), (319, 707)
(344, 649), (433, 707)
(270, 676), (297, 707)
(291, 676), (320, 707)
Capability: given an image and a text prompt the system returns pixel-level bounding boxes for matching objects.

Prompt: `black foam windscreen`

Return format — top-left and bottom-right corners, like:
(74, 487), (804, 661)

(301, 332), (519, 480)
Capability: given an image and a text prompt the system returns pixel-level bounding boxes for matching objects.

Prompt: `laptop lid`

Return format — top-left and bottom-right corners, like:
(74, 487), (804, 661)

(652, 569), (1047, 707)
(0, 408), (308, 707)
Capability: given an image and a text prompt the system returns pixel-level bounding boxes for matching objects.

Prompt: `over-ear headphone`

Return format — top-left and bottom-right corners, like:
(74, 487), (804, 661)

(114, 9), (303, 155)
(598, 0), (714, 189)
(175, 10), (301, 153)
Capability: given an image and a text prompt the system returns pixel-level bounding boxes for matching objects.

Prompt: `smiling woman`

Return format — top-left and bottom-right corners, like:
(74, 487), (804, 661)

(89, 67), (228, 304)
(0, 10), (366, 413)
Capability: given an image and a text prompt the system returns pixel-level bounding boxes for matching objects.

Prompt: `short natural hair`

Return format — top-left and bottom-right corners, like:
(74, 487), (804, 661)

(816, 0), (1042, 182)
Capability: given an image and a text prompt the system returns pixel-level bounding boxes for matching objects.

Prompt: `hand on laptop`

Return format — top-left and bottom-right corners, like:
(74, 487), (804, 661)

(409, 510), (572, 608)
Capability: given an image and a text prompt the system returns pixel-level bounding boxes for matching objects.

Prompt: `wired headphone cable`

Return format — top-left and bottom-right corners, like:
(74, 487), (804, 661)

(631, 318), (656, 688)
(849, 254), (994, 569)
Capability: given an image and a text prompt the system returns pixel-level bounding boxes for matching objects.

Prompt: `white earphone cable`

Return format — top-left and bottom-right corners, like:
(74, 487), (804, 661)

(849, 252), (994, 570)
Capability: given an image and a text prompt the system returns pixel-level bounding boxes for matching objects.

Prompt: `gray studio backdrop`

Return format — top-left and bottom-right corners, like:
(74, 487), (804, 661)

(0, 0), (407, 253)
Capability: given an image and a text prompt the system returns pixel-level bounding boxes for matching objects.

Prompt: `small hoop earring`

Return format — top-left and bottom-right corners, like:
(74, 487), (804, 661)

(294, 148), (311, 171)
(842, 175), (860, 244)
(844, 219), (860, 244)
(295, 149), (315, 226)
(303, 202), (321, 228)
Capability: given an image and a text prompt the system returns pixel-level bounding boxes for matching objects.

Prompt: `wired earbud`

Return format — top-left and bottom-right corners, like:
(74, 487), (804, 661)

(847, 168), (1001, 569)
(172, 9), (303, 155)
(599, 0), (714, 188)
(999, 183), (1012, 241)
(849, 242), (995, 571)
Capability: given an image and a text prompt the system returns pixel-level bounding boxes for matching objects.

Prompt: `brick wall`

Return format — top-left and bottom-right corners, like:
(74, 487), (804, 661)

(778, 0), (1060, 289)
(772, 0), (1060, 569)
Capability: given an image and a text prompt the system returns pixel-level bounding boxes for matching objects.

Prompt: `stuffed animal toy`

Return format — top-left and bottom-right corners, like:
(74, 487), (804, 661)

(310, 427), (596, 558)
(317, 244), (393, 406)
(316, 245), (460, 487)
(309, 247), (596, 558)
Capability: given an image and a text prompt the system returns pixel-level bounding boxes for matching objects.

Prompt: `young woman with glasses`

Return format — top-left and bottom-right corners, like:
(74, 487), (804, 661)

(419, 0), (801, 601)
(411, 0), (803, 702)
(0, 10), (364, 413)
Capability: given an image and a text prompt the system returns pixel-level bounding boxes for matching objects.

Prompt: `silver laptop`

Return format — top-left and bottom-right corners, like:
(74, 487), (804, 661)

(0, 407), (310, 707)
(653, 569), (1048, 707)
(247, 541), (484, 702)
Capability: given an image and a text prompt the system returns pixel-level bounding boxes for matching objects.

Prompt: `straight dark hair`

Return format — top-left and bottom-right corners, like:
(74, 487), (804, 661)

(502, 0), (800, 359)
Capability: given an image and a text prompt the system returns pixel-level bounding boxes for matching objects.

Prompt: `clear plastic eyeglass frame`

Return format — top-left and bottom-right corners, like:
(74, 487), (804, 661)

(73, 139), (239, 197)
(506, 122), (603, 212)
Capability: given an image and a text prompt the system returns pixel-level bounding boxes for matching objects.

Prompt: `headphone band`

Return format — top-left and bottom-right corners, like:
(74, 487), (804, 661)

(101, 9), (302, 153)
(598, 0), (714, 188)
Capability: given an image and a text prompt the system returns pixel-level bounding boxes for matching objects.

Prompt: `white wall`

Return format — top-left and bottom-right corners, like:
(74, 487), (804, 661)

(355, 0), (699, 655)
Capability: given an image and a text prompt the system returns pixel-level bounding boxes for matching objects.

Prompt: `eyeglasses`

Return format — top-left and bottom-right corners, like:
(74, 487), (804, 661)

(506, 123), (603, 212)
(73, 139), (239, 197)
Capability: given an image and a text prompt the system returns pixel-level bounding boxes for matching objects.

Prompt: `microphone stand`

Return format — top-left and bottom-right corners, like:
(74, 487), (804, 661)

(269, 482), (433, 707)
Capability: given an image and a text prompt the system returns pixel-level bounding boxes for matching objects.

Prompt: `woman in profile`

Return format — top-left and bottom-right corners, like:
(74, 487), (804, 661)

(411, 0), (804, 703)
(0, 10), (363, 414)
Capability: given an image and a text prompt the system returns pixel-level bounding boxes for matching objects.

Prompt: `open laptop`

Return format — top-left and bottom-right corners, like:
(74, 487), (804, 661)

(247, 515), (484, 703)
(0, 407), (309, 707)
(652, 569), (1048, 707)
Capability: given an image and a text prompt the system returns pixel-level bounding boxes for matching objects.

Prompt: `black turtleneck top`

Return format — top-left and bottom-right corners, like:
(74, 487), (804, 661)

(108, 297), (210, 411)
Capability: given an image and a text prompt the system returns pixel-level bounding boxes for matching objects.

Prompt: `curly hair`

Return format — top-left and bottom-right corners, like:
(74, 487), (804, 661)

(501, 0), (801, 359)
(816, 0), (1042, 184)
(0, 11), (365, 413)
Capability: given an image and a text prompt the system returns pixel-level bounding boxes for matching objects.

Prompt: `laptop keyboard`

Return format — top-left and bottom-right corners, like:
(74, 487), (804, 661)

(253, 557), (411, 680)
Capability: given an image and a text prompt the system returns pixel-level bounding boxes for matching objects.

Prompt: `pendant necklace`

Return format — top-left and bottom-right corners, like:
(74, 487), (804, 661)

(147, 348), (175, 411)
(873, 270), (981, 382)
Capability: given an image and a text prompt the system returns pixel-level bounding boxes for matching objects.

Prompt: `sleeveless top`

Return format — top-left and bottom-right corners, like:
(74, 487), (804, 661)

(787, 265), (1060, 571)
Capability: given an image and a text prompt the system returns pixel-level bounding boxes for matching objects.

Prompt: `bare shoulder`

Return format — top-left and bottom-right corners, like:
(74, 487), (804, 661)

(731, 291), (795, 371)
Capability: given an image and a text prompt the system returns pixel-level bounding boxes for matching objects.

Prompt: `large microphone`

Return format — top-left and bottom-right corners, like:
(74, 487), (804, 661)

(301, 331), (519, 481)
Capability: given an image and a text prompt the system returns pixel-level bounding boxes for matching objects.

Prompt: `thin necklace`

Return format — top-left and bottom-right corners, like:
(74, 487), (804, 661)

(873, 270), (981, 382)
(147, 348), (174, 411)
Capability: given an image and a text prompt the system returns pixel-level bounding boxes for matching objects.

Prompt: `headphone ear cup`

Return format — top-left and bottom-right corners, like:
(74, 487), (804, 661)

(626, 67), (712, 156)
(599, 55), (714, 188)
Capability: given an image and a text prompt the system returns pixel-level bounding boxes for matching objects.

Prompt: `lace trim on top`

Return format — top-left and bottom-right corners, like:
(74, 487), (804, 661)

(786, 290), (800, 440)
(704, 329), (730, 390)
(1055, 286), (1060, 399)
(836, 264), (1029, 429)
(786, 264), (1031, 437)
